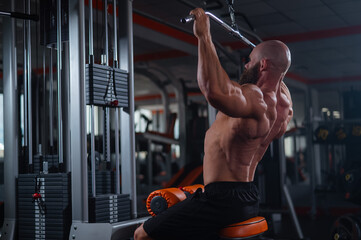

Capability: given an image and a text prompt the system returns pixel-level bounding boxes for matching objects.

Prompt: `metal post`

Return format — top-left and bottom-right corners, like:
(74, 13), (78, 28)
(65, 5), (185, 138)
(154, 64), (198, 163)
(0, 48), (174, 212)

(104, 0), (108, 62)
(69, 0), (88, 222)
(23, 15), (28, 150)
(49, 49), (54, 150)
(2, 9), (18, 239)
(63, 42), (71, 173)
(119, 0), (137, 218)
(42, 40), (46, 155)
(104, 0), (111, 164)
(279, 136), (304, 239)
(89, 0), (96, 197)
(57, 0), (63, 164)
(27, 0), (33, 166)
(306, 87), (317, 219)
(113, 0), (121, 195)
(115, 109), (120, 194)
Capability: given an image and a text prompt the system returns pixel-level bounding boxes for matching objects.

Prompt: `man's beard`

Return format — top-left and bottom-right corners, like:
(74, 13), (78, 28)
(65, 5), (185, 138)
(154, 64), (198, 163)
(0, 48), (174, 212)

(238, 62), (260, 85)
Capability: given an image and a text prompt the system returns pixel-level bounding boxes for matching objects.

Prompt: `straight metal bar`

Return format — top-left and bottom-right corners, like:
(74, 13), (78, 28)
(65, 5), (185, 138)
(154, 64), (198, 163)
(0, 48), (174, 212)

(306, 88), (317, 219)
(69, 0), (88, 222)
(27, 0), (33, 166)
(2, 10), (18, 239)
(147, 139), (152, 188)
(42, 42), (46, 155)
(104, 0), (108, 63)
(181, 11), (256, 48)
(64, 42), (71, 172)
(23, 17), (28, 148)
(113, 0), (120, 195)
(119, 0), (137, 218)
(89, 0), (94, 56)
(111, 217), (150, 239)
(141, 133), (179, 145)
(91, 107), (96, 196)
(115, 110), (120, 194)
(49, 49), (54, 149)
(57, 0), (63, 164)
(89, 0), (96, 197)
(0, 10), (38, 21)
(283, 185), (304, 239)
(105, 109), (110, 162)
(113, 0), (117, 62)
(104, 0), (110, 163)
(279, 136), (304, 239)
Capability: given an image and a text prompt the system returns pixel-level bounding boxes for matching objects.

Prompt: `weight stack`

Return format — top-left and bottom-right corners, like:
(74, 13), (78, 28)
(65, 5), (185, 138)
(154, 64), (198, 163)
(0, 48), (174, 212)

(88, 170), (115, 195)
(89, 194), (131, 223)
(33, 155), (59, 173)
(17, 173), (71, 240)
(86, 63), (129, 108)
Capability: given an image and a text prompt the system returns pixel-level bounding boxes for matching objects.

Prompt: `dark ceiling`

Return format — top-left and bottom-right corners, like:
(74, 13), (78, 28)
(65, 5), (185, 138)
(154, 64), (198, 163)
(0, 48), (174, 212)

(131, 0), (361, 97)
(0, 0), (361, 99)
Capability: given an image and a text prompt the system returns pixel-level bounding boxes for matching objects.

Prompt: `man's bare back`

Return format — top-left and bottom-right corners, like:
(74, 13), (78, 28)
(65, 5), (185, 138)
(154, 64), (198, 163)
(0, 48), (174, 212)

(204, 82), (292, 184)
(189, 8), (293, 185)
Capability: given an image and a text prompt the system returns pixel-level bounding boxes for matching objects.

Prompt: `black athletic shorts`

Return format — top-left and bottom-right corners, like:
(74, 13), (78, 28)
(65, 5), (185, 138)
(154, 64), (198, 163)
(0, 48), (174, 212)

(143, 181), (260, 240)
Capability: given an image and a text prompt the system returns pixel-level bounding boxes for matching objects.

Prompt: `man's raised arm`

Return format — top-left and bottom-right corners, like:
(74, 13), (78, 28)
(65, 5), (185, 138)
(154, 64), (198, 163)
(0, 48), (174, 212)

(191, 8), (264, 118)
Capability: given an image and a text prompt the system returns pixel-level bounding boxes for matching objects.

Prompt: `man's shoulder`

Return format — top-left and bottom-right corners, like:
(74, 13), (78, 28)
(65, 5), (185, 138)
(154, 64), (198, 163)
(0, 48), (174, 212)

(239, 83), (263, 98)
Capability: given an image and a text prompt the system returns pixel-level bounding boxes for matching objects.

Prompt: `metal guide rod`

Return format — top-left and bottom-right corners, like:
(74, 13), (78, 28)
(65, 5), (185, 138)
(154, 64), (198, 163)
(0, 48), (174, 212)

(23, 18), (28, 148)
(115, 110), (120, 194)
(279, 136), (304, 239)
(89, 0), (96, 197)
(27, 0), (33, 165)
(57, 0), (63, 164)
(42, 39), (46, 154)
(113, 0), (117, 62)
(181, 11), (256, 48)
(104, 0), (108, 62)
(49, 49), (54, 148)
(89, 0), (94, 57)
(3, 7), (18, 238)
(113, 0), (120, 195)
(119, 0), (137, 217)
(104, 0), (110, 163)
(91, 107), (96, 196)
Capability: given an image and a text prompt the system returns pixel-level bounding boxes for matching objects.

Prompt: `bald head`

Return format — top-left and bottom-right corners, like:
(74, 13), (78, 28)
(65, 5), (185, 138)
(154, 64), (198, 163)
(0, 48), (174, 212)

(253, 40), (291, 74)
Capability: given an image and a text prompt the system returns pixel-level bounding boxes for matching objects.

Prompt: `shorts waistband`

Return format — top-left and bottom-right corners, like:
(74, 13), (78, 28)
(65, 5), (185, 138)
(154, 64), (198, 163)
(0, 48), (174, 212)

(204, 181), (256, 192)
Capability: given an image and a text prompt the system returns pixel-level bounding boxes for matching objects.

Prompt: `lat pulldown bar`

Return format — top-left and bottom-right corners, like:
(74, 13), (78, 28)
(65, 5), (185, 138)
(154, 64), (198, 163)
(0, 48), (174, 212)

(181, 11), (256, 48)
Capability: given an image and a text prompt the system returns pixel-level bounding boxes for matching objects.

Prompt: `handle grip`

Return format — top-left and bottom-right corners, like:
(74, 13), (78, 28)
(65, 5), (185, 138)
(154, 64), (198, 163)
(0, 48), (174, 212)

(180, 14), (195, 24)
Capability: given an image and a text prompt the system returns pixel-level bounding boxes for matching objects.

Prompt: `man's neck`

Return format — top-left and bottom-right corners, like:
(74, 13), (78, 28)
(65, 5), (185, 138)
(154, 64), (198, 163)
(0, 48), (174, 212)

(257, 72), (283, 92)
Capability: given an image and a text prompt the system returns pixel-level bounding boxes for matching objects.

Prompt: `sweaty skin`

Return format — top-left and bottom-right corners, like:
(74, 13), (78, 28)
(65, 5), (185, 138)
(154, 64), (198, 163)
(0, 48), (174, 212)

(190, 8), (293, 184)
(134, 8), (293, 240)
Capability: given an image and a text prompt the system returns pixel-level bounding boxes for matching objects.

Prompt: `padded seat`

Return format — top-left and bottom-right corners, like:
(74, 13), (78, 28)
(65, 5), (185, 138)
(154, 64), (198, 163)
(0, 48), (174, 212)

(219, 217), (268, 239)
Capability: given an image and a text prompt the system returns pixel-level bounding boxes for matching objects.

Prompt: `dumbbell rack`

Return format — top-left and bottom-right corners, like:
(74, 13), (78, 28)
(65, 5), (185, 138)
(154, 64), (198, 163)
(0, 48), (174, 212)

(17, 173), (71, 240)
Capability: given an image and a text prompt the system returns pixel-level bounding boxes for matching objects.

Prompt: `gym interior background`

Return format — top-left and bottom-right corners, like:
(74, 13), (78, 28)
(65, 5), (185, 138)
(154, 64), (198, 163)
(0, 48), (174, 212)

(0, 0), (361, 239)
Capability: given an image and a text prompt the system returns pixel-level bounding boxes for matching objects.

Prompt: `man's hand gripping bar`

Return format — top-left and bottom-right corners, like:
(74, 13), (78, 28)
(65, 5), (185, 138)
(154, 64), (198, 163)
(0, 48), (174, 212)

(181, 11), (256, 48)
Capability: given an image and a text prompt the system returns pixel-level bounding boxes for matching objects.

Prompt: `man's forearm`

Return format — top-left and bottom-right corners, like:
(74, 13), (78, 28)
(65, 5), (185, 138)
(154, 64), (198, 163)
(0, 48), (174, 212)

(197, 36), (228, 99)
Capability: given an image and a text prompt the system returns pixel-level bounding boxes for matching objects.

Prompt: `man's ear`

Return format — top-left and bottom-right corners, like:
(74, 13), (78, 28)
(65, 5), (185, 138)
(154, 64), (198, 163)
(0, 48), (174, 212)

(260, 58), (267, 71)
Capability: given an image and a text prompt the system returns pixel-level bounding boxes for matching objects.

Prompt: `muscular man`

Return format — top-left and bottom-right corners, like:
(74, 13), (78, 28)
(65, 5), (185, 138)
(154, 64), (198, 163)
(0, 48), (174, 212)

(134, 8), (293, 240)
